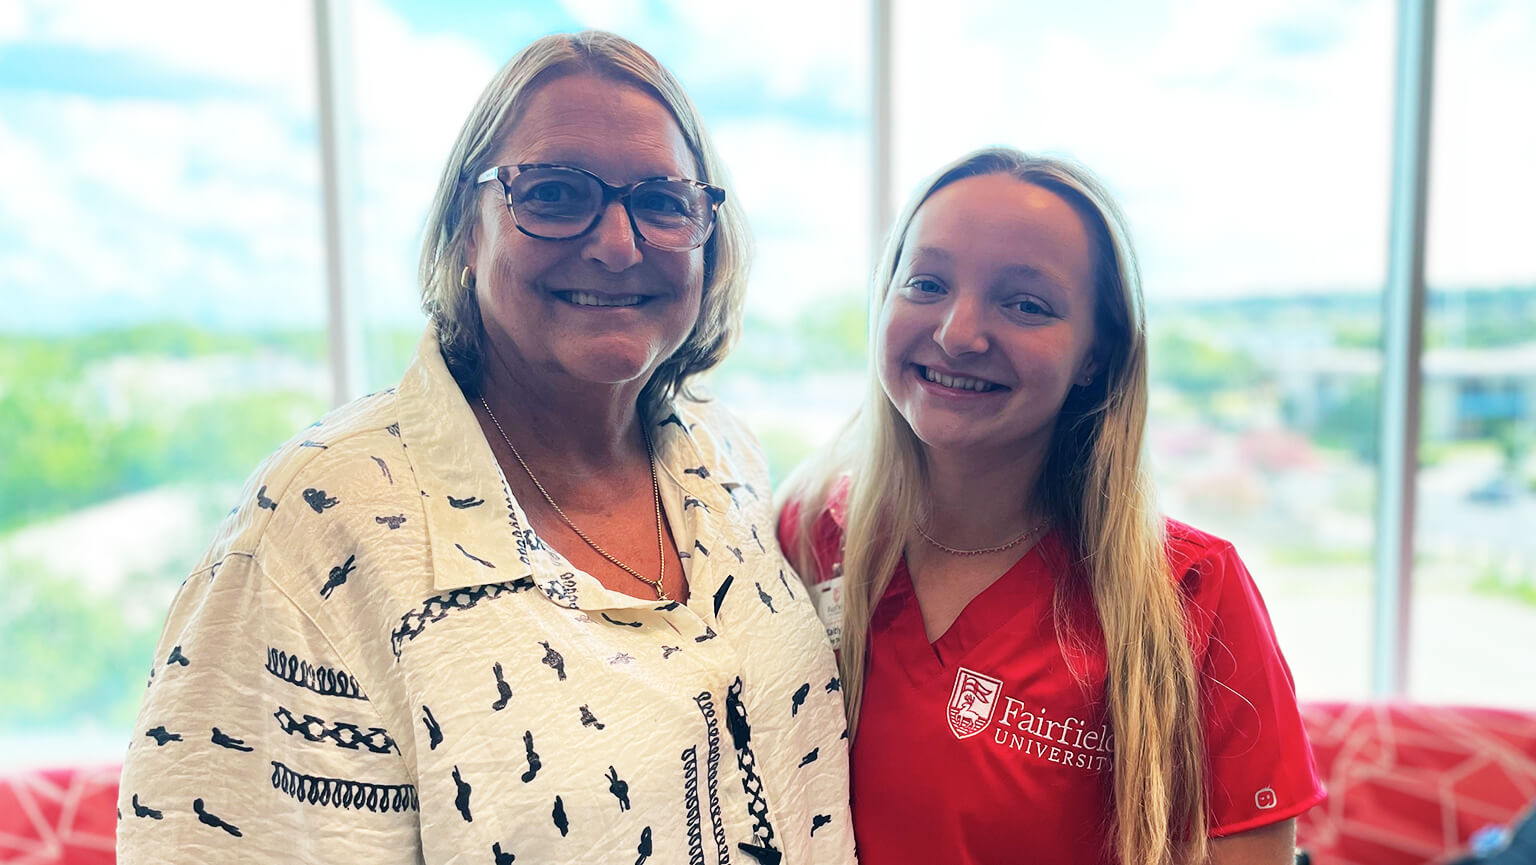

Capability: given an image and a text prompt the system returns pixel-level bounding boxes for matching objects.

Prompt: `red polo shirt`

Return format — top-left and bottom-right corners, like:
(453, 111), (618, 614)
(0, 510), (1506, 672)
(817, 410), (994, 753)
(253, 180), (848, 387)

(781, 496), (1325, 864)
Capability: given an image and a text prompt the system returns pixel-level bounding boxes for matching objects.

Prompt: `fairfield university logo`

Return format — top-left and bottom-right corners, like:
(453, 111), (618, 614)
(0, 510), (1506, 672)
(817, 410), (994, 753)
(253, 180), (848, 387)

(947, 667), (1004, 739)
(945, 667), (1116, 771)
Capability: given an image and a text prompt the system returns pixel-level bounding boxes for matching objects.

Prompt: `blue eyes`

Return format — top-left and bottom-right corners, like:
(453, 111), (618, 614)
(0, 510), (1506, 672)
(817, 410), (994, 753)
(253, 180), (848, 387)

(901, 277), (1055, 318)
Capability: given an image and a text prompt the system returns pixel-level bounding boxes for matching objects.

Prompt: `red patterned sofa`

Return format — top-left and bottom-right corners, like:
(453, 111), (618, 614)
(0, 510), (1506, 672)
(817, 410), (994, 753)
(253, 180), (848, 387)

(0, 765), (117, 865)
(1298, 702), (1536, 865)
(4, 703), (1533, 864)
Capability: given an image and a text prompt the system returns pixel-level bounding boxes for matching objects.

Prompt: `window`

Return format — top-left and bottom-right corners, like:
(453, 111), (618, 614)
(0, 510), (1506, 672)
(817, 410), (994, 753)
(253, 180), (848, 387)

(3, 0), (1530, 771)
(1411, 0), (1536, 706)
(0, 4), (328, 763)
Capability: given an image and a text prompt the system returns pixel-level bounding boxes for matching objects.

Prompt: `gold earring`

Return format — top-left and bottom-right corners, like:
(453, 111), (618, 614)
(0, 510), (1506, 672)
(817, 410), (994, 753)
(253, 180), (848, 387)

(459, 265), (474, 290)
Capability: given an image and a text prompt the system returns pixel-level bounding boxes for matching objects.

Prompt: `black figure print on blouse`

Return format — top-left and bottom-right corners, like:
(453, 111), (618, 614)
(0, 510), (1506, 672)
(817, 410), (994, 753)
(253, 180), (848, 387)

(605, 765), (631, 811)
(447, 495), (485, 509)
(540, 641), (567, 680)
(166, 645), (189, 666)
(777, 568), (796, 600)
(799, 748), (819, 767)
(727, 679), (781, 865)
(455, 543), (496, 568)
(609, 653), (634, 665)
(371, 455), (393, 484)
(681, 745), (706, 864)
(265, 647), (367, 700)
(491, 663), (513, 711)
(256, 485), (278, 511)
(603, 613), (643, 628)
(421, 705), (443, 750)
(392, 582), (519, 658)
(375, 514), (406, 529)
(659, 413), (686, 430)
(145, 726), (181, 746)
(130, 794), (163, 819)
(684, 465), (709, 479)
(721, 481), (759, 502)
(694, 691), (730, 864)
(827, 677), (841, 693)
(580, 704), (605, 730)
(695, 626), (717, 643)
(790, 683), (810, 717)
(319, 554), (357, 599)
(655, 600), (680, 612)
(552, 795), (570, 836)
(386, 422), (401, 437)
(683, 496), (708, 512)
(693, 539), (710, 557)
(452, 766), (473, 822)
(273, 707), (397, 753)
(520, 730), (542, 783)
(211, 728), (253, 752)
(636, 826), (653, 865)
(300, 440), (327, 449)
(269, 761), (419, 812)
(755, 583), (777, 613)
(727, 545), (744, 563)
(303, 487), (339, 513)
(662, 645), (682, 659)
(811, 814), (833, 836)
(493, 841), (515, 864)
(193, 798), (242, 837)
(713, 575), (734, 616)
(751, 526), (767, 553)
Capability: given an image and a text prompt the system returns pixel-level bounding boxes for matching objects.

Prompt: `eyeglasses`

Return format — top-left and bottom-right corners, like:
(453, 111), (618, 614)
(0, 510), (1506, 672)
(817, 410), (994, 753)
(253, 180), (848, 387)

(475, 163), (726, 252)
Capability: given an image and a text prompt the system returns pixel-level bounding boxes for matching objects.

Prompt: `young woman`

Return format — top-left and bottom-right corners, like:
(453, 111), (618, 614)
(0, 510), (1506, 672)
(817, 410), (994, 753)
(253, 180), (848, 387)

(780, 148), (1323, 865)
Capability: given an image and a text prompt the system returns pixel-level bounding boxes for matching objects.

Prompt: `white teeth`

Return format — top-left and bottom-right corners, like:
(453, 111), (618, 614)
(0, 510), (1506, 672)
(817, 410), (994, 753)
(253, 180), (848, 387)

(565, 291), (643, 307)
(921, 366), (997, 392)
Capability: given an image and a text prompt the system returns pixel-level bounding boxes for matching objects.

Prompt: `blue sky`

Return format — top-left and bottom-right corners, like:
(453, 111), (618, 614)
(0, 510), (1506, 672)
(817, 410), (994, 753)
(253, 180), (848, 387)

(1, 0), (1531, 335)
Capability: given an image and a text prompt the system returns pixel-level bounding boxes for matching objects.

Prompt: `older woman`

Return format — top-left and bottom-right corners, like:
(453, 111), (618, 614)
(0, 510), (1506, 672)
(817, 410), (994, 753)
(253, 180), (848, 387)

(118, 31), (854, 865)
(781, 149), (1323, 864)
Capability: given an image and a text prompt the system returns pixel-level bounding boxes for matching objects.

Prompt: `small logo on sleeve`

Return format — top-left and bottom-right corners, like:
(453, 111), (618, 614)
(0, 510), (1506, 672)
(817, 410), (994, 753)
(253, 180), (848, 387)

(1255, 786), (1277, 810)
(947, 667), (1004, 739)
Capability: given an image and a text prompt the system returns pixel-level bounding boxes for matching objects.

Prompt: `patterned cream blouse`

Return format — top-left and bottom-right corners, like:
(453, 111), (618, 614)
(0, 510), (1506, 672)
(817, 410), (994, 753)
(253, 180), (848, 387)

(116, 329), (856, 865)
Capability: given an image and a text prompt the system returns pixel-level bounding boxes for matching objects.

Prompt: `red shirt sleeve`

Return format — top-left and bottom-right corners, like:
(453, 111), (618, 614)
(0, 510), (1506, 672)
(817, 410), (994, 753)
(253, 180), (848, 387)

(1170, 521), (1327, 836)
(776, 479), (849, 589)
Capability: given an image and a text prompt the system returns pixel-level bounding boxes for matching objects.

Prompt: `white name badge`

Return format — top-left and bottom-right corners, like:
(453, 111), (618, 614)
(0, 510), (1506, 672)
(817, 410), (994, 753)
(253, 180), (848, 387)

(811, 575), (844, 652)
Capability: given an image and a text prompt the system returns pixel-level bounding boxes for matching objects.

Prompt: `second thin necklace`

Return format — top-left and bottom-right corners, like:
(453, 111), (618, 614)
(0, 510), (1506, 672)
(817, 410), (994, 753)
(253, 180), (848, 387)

(479, 397), (669, 600)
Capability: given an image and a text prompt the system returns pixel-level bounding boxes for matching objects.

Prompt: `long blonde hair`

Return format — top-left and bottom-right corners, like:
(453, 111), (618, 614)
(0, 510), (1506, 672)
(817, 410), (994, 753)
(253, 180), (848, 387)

(781, 148), (1208, 865)
(417, 30), (751, 423)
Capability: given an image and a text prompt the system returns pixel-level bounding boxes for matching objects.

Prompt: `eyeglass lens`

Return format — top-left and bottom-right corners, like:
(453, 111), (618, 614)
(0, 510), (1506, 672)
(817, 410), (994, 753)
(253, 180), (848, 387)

(507, 166), (714, 250)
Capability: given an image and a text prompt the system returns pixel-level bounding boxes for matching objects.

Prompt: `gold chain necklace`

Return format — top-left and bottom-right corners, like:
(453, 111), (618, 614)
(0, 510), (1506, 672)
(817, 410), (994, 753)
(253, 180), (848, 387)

(915, 518), (1048, 557)
(479, 397), (667, 600)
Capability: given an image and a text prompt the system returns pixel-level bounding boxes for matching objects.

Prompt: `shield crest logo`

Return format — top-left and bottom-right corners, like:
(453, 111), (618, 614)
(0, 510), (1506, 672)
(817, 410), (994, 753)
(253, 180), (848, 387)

(947, 667), (1004, 739)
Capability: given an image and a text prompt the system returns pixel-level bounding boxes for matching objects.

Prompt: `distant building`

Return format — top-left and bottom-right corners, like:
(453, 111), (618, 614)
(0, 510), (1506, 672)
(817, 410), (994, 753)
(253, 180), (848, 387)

(1275, 344), (1536, 440)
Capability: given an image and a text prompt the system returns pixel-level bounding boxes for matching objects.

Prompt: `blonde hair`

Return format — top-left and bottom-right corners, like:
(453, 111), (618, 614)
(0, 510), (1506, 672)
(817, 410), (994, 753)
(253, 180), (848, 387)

(417, 30), (751, 422)
(782, 148), (1208, 865)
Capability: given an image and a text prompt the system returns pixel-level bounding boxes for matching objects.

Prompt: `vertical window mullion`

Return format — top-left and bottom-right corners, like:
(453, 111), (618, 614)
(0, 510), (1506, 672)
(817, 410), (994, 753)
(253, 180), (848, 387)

(314, 0), (364, 407)
(1373, 0), (1437, 697)
(871, 0), (893, 263)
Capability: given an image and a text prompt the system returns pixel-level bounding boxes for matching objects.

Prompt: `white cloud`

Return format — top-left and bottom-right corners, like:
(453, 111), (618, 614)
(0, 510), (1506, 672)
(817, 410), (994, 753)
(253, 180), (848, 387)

(0, 0), (26, 41)
(1425, 0), (1536, 286)
(11, 1), (319, 106)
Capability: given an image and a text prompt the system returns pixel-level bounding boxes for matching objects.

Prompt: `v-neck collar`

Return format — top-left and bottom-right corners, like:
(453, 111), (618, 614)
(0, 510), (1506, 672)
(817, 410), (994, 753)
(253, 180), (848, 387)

(876, 529), (1066, 673)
